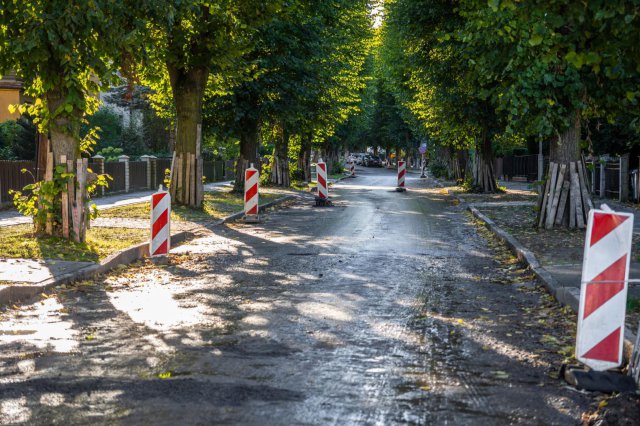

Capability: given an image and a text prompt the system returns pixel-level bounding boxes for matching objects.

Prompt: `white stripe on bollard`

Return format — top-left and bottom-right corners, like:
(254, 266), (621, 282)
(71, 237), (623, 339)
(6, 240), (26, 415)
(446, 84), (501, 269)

(150, 185), (171, 257)
(350, 160), (356, 177)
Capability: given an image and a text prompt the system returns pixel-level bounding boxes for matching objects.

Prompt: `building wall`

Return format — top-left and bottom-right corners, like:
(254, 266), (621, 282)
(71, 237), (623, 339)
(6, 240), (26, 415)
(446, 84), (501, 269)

(0, 89), (20, 122)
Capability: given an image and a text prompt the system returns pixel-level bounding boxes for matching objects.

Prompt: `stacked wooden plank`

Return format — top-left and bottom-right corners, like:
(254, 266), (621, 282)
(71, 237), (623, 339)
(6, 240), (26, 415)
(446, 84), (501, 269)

(537, 160), (594, 229)
(169, 152), (203, 207)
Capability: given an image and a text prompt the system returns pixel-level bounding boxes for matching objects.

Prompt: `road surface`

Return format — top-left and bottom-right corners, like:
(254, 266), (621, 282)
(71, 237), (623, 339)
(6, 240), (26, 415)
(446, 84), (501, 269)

(0, 168), (590, 425)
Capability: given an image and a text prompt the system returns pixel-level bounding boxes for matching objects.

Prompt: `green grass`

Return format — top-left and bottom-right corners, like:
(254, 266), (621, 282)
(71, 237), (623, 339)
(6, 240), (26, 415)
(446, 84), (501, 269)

(100, 190), (282, 221)
(0, 225), (148, 262)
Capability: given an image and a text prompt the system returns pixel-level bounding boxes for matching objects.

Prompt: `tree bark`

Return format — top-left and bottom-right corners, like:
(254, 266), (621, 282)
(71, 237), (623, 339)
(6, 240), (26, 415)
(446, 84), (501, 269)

(270, 125), (290, 187)
(168, 64), (208, 207)
(471, 132), (498, 193)
(46, 93), (80, 165)
(297, 134), (312, 182)
(234, 113), (259, 192)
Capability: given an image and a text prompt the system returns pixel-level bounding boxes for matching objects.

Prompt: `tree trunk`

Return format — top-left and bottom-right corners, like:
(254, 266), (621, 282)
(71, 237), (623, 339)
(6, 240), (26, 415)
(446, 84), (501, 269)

(168, 64), (208, 207)
(41, 92), (88, 241)
(298, 134), (312, 182)
(270, 125), (290, 187)
(234, 114), (259, 192)
(471, 132), (498, 193)
(537, 112), (592, 229)
(47, 93), (80, 165)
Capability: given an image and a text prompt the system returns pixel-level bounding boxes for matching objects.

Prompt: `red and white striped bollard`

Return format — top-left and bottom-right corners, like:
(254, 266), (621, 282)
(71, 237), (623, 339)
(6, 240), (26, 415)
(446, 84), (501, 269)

(315, 160), (330, 206)
(244, 163), (260, 222)
(150, 185), (171, 257)
(576, 207), (634, 370)
(396, 160), (407, 192)
(350, 160), (356, 178)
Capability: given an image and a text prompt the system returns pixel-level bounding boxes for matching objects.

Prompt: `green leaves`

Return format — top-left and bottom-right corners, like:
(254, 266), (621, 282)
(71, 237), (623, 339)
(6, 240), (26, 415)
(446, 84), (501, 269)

(528, 34), (543, 46)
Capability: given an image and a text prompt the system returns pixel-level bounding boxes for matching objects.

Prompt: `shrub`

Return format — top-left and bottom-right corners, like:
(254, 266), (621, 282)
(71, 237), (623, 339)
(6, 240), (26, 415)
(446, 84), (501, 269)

(429, 159), (448, 178)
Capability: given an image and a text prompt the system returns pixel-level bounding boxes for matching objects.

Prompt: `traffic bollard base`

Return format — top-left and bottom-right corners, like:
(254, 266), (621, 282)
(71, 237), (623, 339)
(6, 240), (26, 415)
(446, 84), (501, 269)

(314, 196), (332, 207)
(562, 364), (637, 393)
(244, 214), (260, 223)
(396, 187), (407, 192)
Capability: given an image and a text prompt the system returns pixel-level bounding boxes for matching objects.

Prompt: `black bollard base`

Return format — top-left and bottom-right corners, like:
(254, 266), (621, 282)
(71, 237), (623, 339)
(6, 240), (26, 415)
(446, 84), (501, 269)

(396, 187), (407, 192)
(562, 364), (637, 393)
(314, 197), (332, 207)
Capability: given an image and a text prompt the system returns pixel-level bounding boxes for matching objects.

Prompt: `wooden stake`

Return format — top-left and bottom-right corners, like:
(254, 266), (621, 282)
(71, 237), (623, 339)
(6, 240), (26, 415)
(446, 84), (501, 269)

(176, 155), (183, 204)
(577, 159), (594, 212)
(555, 180), (571, 226)
(83, 158), (91, 231)
(185, 154), (192, 206)
(196, 156), (203, 206)
(571, 162), (585, 228)
(537, 175), (552, 228)
(545, 162), (559, 224)
(45, 152), (54, 234)
(169, 151), (177, 198)
(546, 163), (566, 229)
(60, 155), (69, 238)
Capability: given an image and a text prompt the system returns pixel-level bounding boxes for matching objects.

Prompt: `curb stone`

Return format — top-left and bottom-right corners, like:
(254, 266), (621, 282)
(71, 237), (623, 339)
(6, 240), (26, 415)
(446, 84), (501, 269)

(0, 194), (298, 306)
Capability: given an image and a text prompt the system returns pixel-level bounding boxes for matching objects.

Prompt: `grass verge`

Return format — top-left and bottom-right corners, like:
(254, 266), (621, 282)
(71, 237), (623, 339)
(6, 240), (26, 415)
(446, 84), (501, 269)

(100, 190), (283, 221)
(0, 224), (148, 262)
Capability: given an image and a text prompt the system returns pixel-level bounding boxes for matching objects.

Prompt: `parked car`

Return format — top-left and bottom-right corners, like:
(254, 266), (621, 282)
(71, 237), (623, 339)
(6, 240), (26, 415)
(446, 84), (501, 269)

(364, 155), (382, 167)
(354, 153), (366, 165)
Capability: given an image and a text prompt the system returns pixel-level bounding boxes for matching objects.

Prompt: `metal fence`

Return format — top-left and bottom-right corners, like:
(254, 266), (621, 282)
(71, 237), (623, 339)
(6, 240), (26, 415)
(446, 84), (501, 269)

(129, 161), (148, 191)
(497, 154), (547, 182)
(104, 162), (126, 194)
(584, 155), (632, 202)
(203, 160), (225, 183)
(0, 160), (37, 204)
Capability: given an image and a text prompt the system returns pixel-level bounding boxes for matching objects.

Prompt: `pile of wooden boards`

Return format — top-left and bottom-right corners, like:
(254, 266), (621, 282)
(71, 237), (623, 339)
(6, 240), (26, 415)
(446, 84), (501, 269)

(40, 153), (91, 242)
(169, 152), (203, 207)
(537, 160), (594, 229)
(59, 155), (91, 242)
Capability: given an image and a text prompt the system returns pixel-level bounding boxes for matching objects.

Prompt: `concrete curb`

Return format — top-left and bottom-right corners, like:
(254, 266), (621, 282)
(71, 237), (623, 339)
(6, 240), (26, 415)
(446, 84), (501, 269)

(0, 194), (298, 306)
(467, 204), (637, 362)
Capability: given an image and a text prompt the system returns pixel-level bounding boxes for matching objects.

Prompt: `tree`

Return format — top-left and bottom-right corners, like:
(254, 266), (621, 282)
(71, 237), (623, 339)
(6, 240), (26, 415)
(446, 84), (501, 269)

(460, 0), (640, 226)
(143, 1), (279, 206)
(203, 0), (372, 190)
(0, 0), (146, 239)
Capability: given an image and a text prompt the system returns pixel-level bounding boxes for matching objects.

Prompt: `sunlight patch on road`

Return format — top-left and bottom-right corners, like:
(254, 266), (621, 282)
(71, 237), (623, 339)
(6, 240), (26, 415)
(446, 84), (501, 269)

(0, 397), (31, 424)
(0, 297), (78, 353)
(108, 285), (206, 331)
(39, 393), (65, 407)
(296, 301), (352, 322)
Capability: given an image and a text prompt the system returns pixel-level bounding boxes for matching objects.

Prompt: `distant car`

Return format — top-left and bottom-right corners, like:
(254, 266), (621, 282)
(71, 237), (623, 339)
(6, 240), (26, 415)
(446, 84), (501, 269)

(354, 153), (366, 165)
(363, 154), (382, 167)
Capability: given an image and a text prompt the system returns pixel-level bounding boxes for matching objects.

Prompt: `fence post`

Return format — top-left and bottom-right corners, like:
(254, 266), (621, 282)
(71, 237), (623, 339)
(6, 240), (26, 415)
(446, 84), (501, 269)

(92, 154), (105, 197)
(140, 155), (151, 189)
(599, 157), (606, 198)
(620, 153), (629, 202)
(119, 155), (130, 193)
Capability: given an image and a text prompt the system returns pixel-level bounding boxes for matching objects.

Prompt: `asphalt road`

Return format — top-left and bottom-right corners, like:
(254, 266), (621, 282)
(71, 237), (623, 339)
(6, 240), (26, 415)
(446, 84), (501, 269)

(0, 168), (591, 425)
